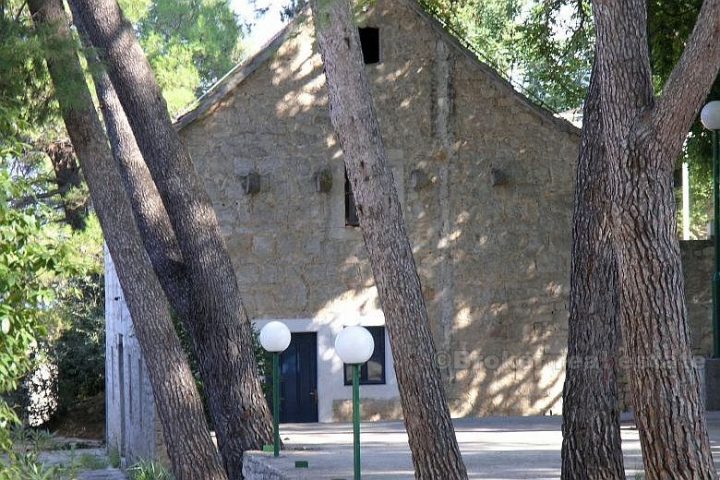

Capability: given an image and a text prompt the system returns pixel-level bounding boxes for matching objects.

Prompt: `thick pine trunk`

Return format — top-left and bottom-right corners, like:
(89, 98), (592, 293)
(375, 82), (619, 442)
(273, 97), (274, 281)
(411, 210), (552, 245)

(593, 0), (720, 477)
(70, 1), (274, 476)
(614, 144), (716, 479)
(561, 62), (625, 479)
(310, 1), (468, 479)
(28, 1), (227, 479)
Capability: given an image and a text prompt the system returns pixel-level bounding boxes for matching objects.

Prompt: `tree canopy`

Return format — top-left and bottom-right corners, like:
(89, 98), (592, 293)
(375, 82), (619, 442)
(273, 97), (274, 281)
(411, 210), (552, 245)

(118, 0), (244, 115)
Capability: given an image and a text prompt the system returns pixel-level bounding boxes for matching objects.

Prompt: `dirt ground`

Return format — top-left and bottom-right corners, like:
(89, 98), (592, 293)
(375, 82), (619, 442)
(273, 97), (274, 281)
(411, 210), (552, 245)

(49, 392), (105, 440)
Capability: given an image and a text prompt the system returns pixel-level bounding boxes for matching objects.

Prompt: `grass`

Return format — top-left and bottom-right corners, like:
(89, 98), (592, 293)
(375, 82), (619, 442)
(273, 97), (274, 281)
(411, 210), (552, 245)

(127, 459), (174, 480)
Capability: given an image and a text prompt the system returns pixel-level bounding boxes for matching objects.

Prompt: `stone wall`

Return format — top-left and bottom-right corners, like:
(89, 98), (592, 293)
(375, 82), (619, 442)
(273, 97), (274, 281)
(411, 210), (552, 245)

(682, 240), (713, 357)
(178, 0), (580, 418)
(242, 453), (292, 480)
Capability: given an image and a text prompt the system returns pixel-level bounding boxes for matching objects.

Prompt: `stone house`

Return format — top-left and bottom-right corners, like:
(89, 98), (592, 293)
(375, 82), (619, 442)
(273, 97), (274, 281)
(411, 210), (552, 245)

(178, 0), (582, 419)
(103, 0), (715, 464)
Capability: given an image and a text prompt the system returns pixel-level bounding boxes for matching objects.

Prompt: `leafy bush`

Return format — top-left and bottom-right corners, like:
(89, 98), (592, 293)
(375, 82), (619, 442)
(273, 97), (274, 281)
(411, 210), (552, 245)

(0, 170), (79, 449)
(52, 279), (105, 410)
(2, 426), (91, 480)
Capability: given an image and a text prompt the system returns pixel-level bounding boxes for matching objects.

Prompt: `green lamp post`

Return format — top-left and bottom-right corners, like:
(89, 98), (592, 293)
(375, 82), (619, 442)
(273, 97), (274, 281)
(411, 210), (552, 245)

(259, 321), (292, 457)
(335, 326), (375, 480)
(702, 101), (720, 358)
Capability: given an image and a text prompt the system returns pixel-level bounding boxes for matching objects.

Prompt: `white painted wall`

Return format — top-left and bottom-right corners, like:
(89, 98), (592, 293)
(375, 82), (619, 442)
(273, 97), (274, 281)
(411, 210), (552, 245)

(105, 248), (156, 464)
(253, 314), (399, 423)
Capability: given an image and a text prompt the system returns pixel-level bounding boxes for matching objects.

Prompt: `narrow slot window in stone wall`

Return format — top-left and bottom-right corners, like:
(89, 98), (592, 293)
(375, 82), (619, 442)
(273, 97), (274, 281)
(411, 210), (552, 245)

(359, 27), (380, 64)
(345, 167), (360, 227)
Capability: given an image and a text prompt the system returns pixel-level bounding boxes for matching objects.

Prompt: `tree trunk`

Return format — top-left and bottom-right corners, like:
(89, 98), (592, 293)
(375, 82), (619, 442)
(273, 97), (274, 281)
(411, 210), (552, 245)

(310, 1), (468, 479)
(593, 0), (720, 477)
(561, 60), (625, 480)
(70, 1), (274, 477)
(46, 139), (88, 230)
(28, 1), (227, 479)
(68, 7), (190, 321)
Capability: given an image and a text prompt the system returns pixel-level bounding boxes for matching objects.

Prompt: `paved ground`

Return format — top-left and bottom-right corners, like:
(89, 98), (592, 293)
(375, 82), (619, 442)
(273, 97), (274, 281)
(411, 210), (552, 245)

(32, 447), (126, 479)
(77, 469), (127, 480)
(248, 413), (720, 479)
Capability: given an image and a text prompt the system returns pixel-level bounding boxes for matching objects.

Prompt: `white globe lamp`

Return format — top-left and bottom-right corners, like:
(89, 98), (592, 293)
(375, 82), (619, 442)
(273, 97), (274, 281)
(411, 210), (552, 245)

(335, 325), (375, 365)
(334, 325), (375, 480)
(259, 321), (291, 457)
(259, 321), (291, 353)
(701, 101), (720, 131)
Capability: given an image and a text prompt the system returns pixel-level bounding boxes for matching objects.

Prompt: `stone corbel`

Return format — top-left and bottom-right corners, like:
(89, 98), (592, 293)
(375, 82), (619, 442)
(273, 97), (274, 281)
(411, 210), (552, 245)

(240, 170), (261, 194)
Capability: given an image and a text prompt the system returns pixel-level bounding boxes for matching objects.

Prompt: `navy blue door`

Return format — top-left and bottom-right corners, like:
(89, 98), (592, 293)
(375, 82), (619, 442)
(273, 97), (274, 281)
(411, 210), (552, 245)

(280, 332), (318, 423)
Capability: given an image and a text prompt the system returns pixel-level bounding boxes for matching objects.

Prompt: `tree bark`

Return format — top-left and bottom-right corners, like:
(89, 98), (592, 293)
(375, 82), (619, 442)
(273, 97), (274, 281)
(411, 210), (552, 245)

(593, 0), (720, 477)
(310, 1), (468, 479)
(561, 59), (625, 480)
(27, 1), (227, 479)
(70, 1), (274, 477)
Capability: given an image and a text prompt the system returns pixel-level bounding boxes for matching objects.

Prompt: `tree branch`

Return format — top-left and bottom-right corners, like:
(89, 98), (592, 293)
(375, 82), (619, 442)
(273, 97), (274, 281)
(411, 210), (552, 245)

(14, 1), (27, 22)
(12, 187), (63, 208)
(652, 0), (720, 152)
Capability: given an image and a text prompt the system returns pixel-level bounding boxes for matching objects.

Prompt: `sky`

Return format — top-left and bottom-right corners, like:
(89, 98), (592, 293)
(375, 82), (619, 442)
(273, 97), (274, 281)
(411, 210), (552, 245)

(231, 0), (290, 54)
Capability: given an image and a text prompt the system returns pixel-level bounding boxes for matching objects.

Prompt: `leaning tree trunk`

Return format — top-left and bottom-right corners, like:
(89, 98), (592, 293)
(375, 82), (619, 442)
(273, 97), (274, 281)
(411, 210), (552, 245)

(561, 59), (625, 480)
(69, 7), (190, 332)
(593, 0), (720, 477)
(28, 1), (227, 479)
(310, 1), (468, 478)
(70, 1), (273, 476)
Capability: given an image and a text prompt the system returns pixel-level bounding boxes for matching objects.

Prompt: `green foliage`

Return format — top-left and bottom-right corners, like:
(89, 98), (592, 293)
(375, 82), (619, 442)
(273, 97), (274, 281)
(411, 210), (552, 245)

(48, 217), (104, 409)
(0, 173), (62, 447)
(421, 0), (524, 73)
(108, 446), (121, 469)
(1, 425), (109, 479)
(253, 327), (272, 400)
(1, 453), (68, 480)
(435, 0), (716, 233)
(0, 164), (101, 447)
(516, 0), (593, 111)
(75, 453), (110, 470)
(9, 425), (57, 451)
(0, 2), (55, 148)
(128, 459), (174, 480)
(117, 0), (244, 115)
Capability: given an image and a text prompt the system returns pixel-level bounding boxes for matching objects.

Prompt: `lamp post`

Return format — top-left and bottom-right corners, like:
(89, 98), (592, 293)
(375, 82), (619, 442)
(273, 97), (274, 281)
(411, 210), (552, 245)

(702, 101), (720, 358)
(335, 326), (375, 480)
(259, 321), (291, 457)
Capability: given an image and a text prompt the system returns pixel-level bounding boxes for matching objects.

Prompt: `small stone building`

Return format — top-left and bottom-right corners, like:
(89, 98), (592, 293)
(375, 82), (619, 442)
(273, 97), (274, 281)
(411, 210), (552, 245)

(176, 0), (581, 421)
(103, 0), (716, 465)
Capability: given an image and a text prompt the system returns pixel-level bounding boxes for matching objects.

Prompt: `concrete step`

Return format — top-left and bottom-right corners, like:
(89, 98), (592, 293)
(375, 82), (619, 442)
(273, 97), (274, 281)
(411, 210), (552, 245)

(78, 468), (127, 480)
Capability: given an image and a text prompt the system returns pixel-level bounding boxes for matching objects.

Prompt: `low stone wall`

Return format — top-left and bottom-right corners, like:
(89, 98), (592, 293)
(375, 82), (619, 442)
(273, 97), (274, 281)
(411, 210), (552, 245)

(242, 452), (294, 480)
(332, 398), (403, 422)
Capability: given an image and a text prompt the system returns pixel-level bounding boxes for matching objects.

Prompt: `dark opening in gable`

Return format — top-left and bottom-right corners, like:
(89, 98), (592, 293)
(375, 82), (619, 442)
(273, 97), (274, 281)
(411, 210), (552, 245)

(358, 27), (380, 64)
